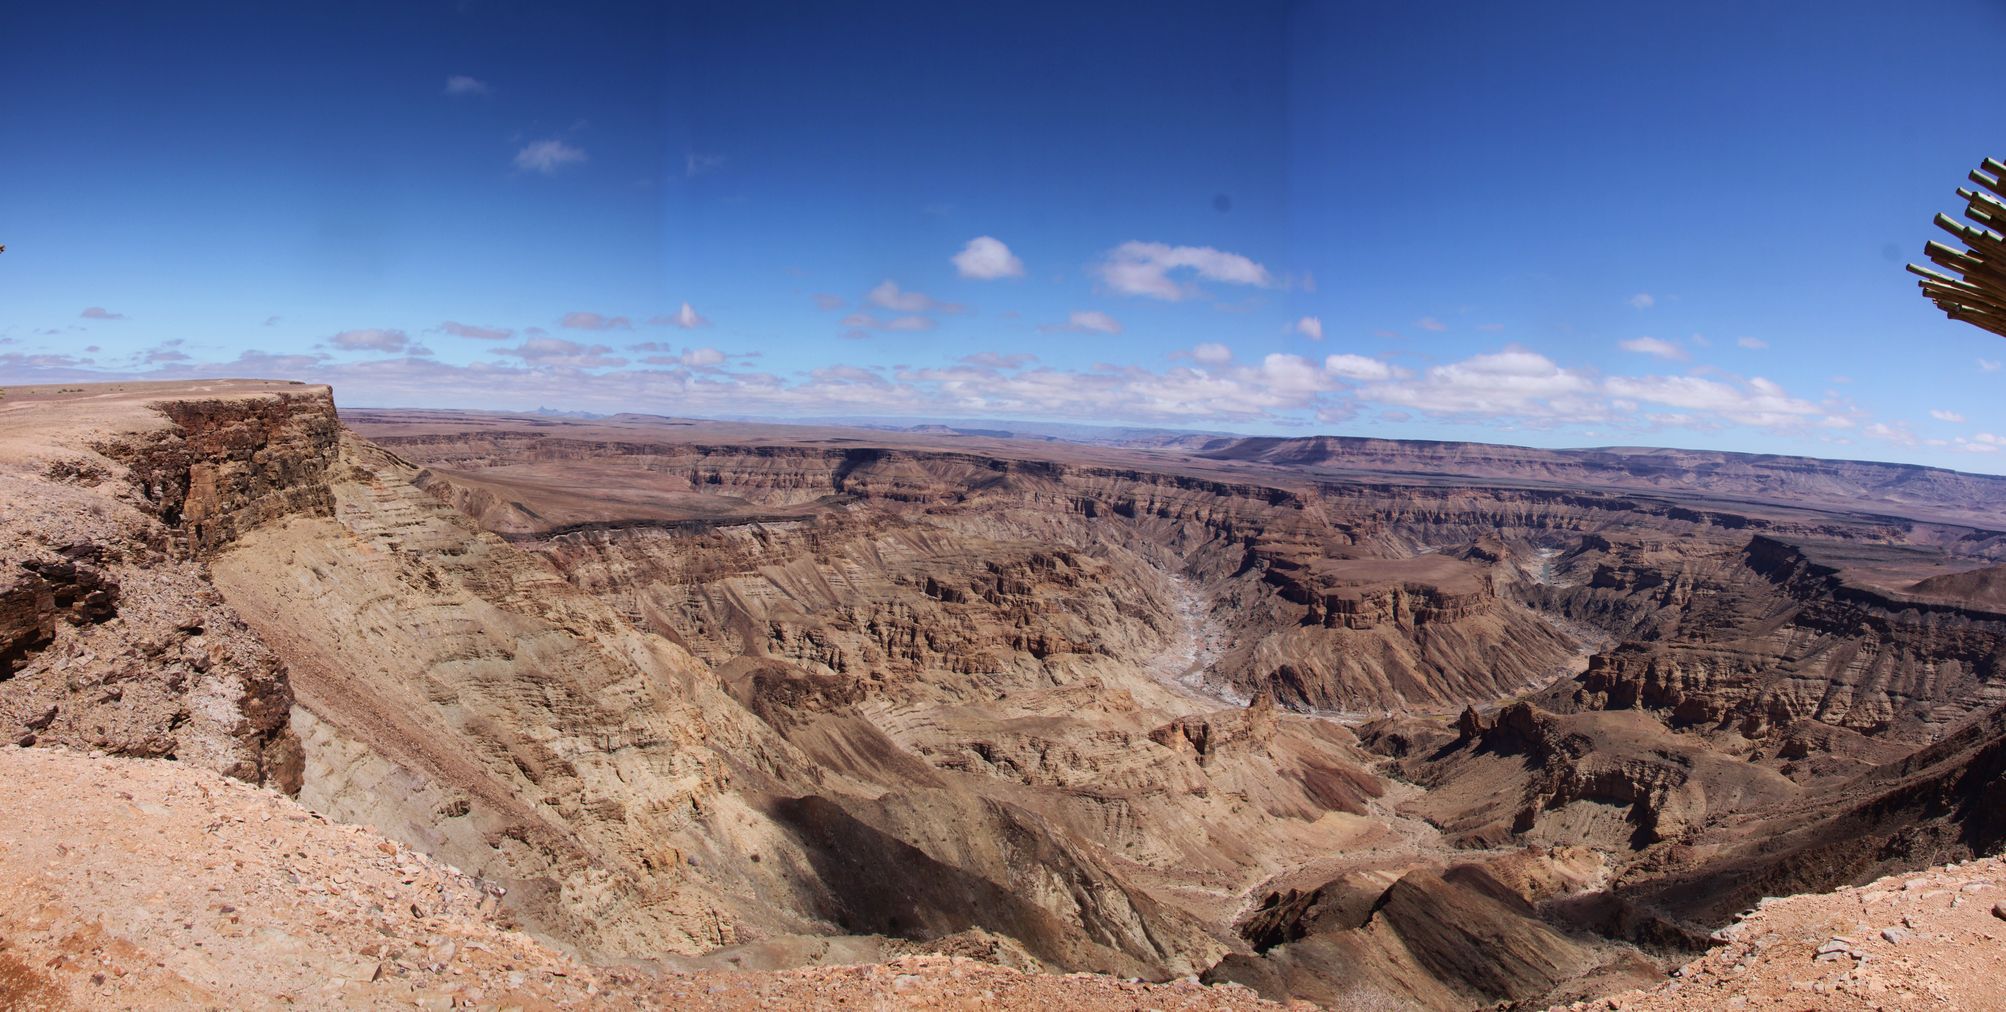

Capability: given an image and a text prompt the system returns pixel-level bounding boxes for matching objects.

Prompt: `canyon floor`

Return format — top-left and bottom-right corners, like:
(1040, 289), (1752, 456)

(5, 382), (2006, 1009)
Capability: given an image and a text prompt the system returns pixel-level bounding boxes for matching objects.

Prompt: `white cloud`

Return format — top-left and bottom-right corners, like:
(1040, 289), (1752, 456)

(493, 337), (625, 369)
(650, 302), (709, 329)
(679, 346), (724, 367)
(961, 353), (1036, 370)
(1619, 336), (1686, 360)
(951, 236), (1025, 279)
(1191, 342), (1232, 365)
(1415, 316), (1447, 332)
(561, 311), (631, 331)
(1930, 409), (1967, 423)
(438, 321), (513, 340)
(1295, 316), (1324, 341)
(1260, 353), (1330, 396)
(514, 139), (587, 175)
(329, 328), (410, 352)
(1368, 348), (1600, 420)
(1981, 358), (2003, 373)
(1045, 310), (1121, 334)
(1604, 374), (1820, 428)
(1865, 421), (1918, 446)
(1628, 292), (1656, 309)
(1323, 354), (1394, 381)
(1737, 336), (1768, 350)
(444, 75), (489, 97)
(867, 280), (957, 313)
(79, 307), (125, 320)
(841, 311), (935, 336)
(1095, 241), (1274, 300)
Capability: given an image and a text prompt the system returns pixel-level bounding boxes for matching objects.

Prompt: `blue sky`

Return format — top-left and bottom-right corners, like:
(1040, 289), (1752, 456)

(6, 1), (2006, 471)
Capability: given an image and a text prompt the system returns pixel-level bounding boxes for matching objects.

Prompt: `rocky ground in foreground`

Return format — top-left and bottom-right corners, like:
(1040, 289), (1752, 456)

(0, 745), (1294, 1011)
(1569, 857), (2006, 1011)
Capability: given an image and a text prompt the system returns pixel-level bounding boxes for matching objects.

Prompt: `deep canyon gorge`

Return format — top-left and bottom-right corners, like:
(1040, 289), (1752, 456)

(6, 380), (2006, 1009)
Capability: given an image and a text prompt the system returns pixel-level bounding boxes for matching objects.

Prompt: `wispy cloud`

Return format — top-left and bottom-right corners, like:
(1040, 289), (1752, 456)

(1603, 374), (1821, 428)
(1366, 348), (1599, 420)
(951, 236), (1025, 280)
(639, 345), (726, 368)
(1324, 354), (1394, 381)
(79, 307), (125, 320)
(1415, 316), (1446, 332)
(1628, 292), (1656, 309)
(842, 311), (935, 337)
(1737, 336), (1768, 350)
(560, 311), (631, 331)
(1619, 336), (1686, 360)
(1042, 310), (1121, 334)
(141, 339), (188, 364)
(1981, 358), (2002, 373)
(438, 321), (513, 340)
(0, 327), (1887, 450)
(1095, 241), (1274, 300)
(649, 303), (709, 329)
(1865, 421), (1917, 446)
(685, 152), (726, 177)
(329, 328), (410, 352)
(514, 139), (587, 175)
(867, 280), (959, 314)
(444, 75), (489, 97)
(812, 293), (845, 311)
(1295, 316), (1323, 341)
(492, 337), (625, 369)
(1930, 408), (1967, 423)
(1191, 343), (1232, 365)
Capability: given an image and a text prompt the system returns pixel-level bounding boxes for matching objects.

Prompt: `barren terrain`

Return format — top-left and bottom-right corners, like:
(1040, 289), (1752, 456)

(6, 383), (2006, 1009)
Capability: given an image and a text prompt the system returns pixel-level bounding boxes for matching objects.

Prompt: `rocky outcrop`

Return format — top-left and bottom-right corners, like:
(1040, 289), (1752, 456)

(1555, 535), (2006, 740)
(1208, 860), (1654, 1010)
(1478, 703), (1708, 845)
(99, 390), (340, 555)
(0, 384), (337, 789)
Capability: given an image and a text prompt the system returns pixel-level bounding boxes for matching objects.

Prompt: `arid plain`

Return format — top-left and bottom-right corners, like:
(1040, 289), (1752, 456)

(5, 380), (2006, 1010)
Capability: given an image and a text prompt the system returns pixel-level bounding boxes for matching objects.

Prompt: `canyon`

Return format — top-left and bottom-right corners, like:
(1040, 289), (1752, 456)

(5, 380), (2006, 1009)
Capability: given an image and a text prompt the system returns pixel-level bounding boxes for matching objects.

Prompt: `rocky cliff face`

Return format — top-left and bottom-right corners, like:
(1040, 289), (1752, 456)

(382, 433), (1596, 716)
(0, 383), (336, 790)
(1541, 533), (2006, 740)
(105, 391), (340, 555)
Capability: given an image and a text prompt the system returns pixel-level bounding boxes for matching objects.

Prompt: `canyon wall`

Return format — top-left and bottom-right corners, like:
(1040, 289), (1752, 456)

(11, 393), (2006, 1011)
(0, 384), (338, 788)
